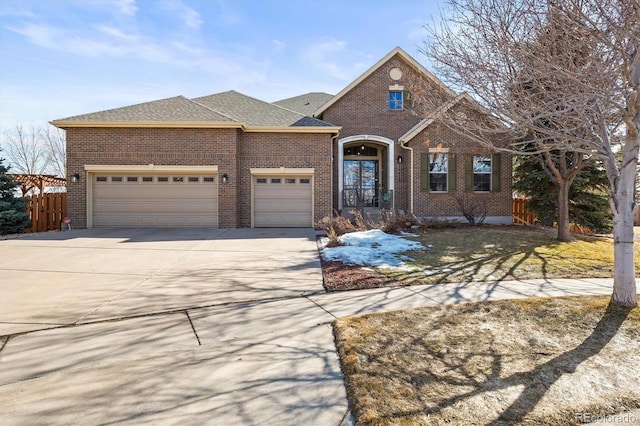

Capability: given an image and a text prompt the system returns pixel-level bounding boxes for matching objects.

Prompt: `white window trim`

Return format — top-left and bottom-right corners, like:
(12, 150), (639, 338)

(473, 155), (492, 193)
(429, 152), (449, 193)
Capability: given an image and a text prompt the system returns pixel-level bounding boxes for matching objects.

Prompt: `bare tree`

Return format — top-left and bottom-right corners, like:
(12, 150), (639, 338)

(421, 0), (639, 307)
(42, 126), (66, 178)
(3, 123), (66, 178)
(3, 124), (47, 175)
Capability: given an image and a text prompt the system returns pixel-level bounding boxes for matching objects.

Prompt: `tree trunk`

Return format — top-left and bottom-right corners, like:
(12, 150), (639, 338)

(610, 135), (638, 308)
(556, 180), (572, 242)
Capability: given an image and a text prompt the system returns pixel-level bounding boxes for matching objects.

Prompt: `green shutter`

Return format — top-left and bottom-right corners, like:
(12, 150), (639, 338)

(492, 153), (502, 192)
(448, 154), (457, 192)
(465, 154), (474, 192)
(420, 153), (429, 192)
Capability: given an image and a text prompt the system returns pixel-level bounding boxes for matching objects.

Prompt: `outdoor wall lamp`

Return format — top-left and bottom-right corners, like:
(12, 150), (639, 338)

(71, 173), (80, 183)
(222, 173), (229, 184)
(397, 155), (403, 164)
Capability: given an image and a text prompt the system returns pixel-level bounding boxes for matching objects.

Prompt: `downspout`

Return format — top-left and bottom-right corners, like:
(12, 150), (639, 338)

(399, 138), (414, 214)
(330, 132), (340, 215)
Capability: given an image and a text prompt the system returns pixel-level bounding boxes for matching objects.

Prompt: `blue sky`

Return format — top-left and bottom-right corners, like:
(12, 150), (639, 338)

(0, 0), (443, 137)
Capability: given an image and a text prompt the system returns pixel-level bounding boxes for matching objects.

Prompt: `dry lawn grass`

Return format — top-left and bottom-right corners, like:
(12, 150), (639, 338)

(334, 295), (640, 425)
(383, 226), (640, 285)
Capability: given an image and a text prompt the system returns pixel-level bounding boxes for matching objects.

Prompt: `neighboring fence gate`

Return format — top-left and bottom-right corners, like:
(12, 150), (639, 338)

(24, 193), (67, 233)
(512, 197), (594, 233)
(512, 198), (537, 225)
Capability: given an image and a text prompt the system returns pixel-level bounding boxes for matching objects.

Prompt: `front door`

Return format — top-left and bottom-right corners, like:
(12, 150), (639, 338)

(343, 160), (379, 208)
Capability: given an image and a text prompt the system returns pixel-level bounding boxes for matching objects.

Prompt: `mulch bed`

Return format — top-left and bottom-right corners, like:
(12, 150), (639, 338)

(320, 258), (400, 292)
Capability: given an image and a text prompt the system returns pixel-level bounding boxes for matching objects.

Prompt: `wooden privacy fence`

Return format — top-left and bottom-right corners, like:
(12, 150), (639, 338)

(512, 198), (536, 225)
(512, 197), (594, 234)
(24, 193), (67, 233)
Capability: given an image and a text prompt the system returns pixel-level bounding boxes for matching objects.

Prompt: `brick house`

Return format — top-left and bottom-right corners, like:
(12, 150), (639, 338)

(52, 47), (512, 228)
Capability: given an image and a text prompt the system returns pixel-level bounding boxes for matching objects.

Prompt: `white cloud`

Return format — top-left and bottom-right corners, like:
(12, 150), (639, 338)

(303, 38), (362, 81)
(8, 22), (169, 61)
(272, 39), (286, 54)
(114, 0), (138, 16)
(0, 3), (36, 18)
(161, 0), (203, 30)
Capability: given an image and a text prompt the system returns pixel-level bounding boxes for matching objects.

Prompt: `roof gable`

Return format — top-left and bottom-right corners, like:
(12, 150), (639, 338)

(313, 46), (456, 117)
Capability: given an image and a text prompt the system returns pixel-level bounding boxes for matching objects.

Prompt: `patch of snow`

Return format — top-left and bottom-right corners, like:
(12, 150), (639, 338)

(321, 229), (424, 270)
(400, 231), (419, 237)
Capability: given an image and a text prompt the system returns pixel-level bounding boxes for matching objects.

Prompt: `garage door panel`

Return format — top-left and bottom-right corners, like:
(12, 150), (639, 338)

(253, 175), (313, 228)
(255, 212), (311, 227)
(92, 173), (218, 227)
(95, 200), (217, 214)
(94, 213), (218, 227)
(254, 199), (311, 212)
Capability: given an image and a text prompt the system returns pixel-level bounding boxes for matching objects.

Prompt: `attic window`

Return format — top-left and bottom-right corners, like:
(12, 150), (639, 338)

(389, 91), (403, 110)
(389, 90), (413, 110)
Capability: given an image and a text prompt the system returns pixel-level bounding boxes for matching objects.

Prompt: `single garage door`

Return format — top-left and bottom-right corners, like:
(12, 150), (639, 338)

(92, 174), (218, 227)
(253, 175), (313, 227)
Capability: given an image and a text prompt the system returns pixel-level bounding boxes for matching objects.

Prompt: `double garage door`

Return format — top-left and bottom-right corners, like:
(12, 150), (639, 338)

(92, 173), (218, 227)
(90, 171), (313, 228)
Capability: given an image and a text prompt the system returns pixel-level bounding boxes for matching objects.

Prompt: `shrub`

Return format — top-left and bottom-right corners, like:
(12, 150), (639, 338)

(349, 210), (368, 231)
(417, 218), (460, 231)
(316, 213), (352, 247)
(454, 194), (488, 226)
(0, 156), (30, 235)
(370, 209), (417, 234)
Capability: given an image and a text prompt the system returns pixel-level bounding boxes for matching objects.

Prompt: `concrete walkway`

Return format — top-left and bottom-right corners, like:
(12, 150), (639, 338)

(0, 229), (636, 425)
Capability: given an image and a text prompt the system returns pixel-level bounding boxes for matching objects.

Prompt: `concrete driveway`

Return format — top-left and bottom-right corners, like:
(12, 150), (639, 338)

(0, 228), (348, 425)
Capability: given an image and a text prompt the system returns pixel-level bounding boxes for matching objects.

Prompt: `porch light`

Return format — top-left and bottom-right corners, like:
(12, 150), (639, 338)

(222, 173), (229, 184)
(71, 174), (80, 183)
(397, 155), (403, 164)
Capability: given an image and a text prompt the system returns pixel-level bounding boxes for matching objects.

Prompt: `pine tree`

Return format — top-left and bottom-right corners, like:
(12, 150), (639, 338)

(0, 155), (30, 235)
(514, 154), (612, 233)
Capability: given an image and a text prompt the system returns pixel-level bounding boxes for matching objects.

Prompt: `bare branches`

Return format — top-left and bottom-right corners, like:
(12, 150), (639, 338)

(3, 124), (47, 175)
(421, 0), (636, 161)
(2, 124), (66, 177)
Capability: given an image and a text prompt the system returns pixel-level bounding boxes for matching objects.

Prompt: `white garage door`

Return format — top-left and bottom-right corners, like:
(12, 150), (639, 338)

(253, 175), (313, 227)
(92, 174), (218, 227)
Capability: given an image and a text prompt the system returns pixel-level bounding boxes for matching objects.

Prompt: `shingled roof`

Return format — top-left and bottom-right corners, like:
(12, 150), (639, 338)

(272, 92), (334, 116)
(51, 91), (337, 130)
(193, 91), (335, 127)
(52, 96), (235, 126)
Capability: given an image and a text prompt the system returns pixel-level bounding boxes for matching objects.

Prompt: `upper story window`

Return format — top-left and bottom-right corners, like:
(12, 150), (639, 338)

(429, 153), (448, 192)
(473, 155), (492, 192)
(389, 91), (403, 110)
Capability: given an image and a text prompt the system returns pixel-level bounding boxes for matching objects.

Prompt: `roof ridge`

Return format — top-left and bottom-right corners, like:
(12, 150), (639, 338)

(187, 97), (238, 122)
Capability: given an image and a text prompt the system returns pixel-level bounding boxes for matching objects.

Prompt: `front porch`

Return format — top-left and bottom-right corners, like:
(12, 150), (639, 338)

(337, 135), (396, 214)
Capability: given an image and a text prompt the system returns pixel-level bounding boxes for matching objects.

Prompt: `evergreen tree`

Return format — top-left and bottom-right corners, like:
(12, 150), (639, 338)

(0, 155), (30, 234)
(514, 154), (612, 233)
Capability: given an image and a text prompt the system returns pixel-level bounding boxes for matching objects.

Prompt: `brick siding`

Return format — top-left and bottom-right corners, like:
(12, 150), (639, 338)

(66, 127), (333, 228)
(237, 132), (333, 227)
(320, 54), (512, 219)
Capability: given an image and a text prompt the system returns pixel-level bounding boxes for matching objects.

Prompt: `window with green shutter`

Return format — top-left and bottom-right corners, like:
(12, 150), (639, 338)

(465, 154), (502, 192)
(429, 153), (448, 192)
